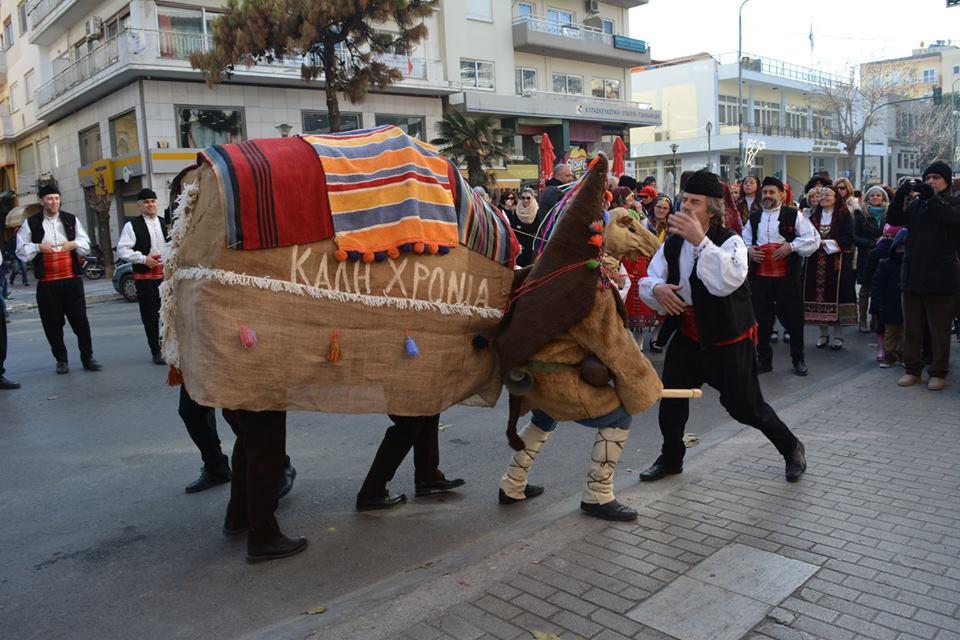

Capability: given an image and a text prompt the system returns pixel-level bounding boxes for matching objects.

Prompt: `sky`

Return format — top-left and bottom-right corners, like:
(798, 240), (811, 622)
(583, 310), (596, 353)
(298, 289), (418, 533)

(629, 0), (960, 76)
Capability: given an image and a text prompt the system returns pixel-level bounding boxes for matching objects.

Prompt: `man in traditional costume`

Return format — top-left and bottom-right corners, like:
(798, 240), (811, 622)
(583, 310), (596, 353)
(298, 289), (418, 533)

(636, 170), (807, 483)
(16, 184), (102, 374)
(742, 176), (820, 376)
(495, 156), (663, 522)
(117, 188), (169, 364)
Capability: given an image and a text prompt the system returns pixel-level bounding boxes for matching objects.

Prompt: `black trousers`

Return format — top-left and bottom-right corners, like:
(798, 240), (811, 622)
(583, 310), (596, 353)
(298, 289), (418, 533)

(222, 409), (286, 545)
(134, 278), (162, 356)
(658, 334), (798, 467)
(36, 277), (93, 363)
(358, 414), (443, 498)
(178, 386), (224, 465)
(0, 302), (7, 377)
(752, 275), (805, 364)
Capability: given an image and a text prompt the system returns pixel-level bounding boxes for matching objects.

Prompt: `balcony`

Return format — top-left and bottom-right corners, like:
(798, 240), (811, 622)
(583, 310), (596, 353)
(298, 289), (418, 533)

(716, 52), (845, 90)
(451, 89), (660, 126)
(739, 123), (838, 141)
(603, 0), (650, 7)
(27, 0), (100, 46)
(35, 29), (458, 122)
(512, 16), (650, 68)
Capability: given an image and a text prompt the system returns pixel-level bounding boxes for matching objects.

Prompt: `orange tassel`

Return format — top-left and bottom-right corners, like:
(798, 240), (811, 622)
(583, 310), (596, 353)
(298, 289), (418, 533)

(334, 249), (348, 262)
(387, 247), (400, 259)
(361, 252), (375, 264)
(413, 241), (425, 254)
(427, 243), (439, 254)
(167, 365), (183, 387)
(588, 234), (604, 248)
(326, 331), (342, 363)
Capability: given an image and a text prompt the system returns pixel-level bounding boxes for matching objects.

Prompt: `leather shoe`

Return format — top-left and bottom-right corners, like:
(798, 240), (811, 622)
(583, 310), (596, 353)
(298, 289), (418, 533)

(498, 484), (544, 504)
(897, 374), (921, 387)
(247, 534), (308, 563)
(757, 361), (773, 374)
(185, 466), (231, 494)
(222, 519), (248, 537)
(792, 358), (808, 377)
(415, 477), (466, 497)
(580, 499), (638, 521)
(82, 358), (103, 371)
(0, 376), (21, 389)
(278, 461), (297, 499)
(56, 361), (69, 374)
(638, 459), (682, 482)
(785, 440), (806, 482)
(356, 492), (407, 511)
(152, 353), (166, 365)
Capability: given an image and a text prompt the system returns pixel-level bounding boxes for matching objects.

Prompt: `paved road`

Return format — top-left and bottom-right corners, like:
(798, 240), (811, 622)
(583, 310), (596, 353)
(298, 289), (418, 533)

(0, 301), (884, 640)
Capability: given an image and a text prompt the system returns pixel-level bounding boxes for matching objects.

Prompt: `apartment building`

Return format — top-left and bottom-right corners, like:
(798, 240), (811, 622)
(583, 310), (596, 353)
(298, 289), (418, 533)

(628, 52), (875, 196)
(861, 41), (960, 181)
(444, 0), (659, 186)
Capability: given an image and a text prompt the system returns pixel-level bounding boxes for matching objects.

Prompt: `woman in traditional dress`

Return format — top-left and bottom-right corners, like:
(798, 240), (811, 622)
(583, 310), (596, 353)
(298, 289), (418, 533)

(616, 200), (659, 344)
(803, 185), (857, 350)
(737, 175), (762, 223)
(722, 183), (744, 234)
(645, 195), (673, 352)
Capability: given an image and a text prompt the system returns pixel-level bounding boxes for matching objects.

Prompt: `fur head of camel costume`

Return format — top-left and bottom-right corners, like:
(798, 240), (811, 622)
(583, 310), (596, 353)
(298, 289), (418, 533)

(495, 154), (663, 449)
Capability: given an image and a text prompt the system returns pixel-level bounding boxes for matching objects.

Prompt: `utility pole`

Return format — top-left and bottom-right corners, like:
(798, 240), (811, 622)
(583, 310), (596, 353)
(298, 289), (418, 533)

(670, 143), (679, 196)
(706, 120), (713, 172)
(736, 0), (752, 181)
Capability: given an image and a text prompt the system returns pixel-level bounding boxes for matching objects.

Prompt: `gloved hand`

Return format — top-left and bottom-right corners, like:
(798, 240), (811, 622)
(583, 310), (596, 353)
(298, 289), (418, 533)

(913, 181), (935, 199)
(894, 181), (912, 202)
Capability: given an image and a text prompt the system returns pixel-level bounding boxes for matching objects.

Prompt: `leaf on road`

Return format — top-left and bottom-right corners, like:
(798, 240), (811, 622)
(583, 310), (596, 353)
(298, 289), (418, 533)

(458, 578), (471, 587)
(438, 423), (454, 431)
(406, 560), (435, 572)
(326, 527), (336, 533)
(531, 632), (562, 640)
(682, 434), (700, 447)
(47, 396), (58, 400)
(300, 606), (326, 615)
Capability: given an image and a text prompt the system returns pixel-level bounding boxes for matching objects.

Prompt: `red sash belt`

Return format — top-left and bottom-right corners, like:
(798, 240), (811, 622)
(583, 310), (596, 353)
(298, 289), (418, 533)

(40, 251), (77, 282)
(134, 259), (165, 280)
(679, 306), (758, 347)
(756, 243), (787, 278)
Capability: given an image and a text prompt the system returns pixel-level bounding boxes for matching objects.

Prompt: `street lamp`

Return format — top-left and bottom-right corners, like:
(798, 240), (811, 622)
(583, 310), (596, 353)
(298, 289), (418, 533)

(670, 143), (679, 196)
(736, 0), (753, 181)
(706, 121), (713, 172)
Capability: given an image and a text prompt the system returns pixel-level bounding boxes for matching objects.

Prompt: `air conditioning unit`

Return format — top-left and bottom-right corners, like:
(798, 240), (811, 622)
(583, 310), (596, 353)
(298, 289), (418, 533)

(654, 131), (670, 142)
(585, 0), (600, 14)
(85, 16), (103, 39)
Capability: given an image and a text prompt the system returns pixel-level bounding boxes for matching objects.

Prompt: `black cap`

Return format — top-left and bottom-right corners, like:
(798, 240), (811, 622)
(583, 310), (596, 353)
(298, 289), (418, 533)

(37, 184), (60, 198)
(617, 175), (638, 190)
(137, 188), (158, 201)
(682, 169), (724, 199)
(922, 160), (952, 186)
(761, 176), (785, 191)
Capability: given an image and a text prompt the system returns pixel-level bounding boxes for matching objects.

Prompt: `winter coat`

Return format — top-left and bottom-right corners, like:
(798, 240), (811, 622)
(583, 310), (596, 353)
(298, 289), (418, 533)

(886, 189), (960, 294)
(852, 209), (882, 283)
(870, 231), (906, 325)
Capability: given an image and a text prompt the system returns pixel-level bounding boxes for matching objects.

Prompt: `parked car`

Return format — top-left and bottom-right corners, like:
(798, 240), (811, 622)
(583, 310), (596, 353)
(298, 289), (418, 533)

(112, 261), (138, 302)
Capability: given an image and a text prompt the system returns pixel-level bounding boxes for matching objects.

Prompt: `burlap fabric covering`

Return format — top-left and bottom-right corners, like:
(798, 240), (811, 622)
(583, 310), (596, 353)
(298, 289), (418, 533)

(161, 166), (513, 414)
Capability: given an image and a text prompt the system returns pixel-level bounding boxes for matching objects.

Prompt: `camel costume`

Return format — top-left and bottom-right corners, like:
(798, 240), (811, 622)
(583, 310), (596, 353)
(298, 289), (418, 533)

(495, 155), (663, 521)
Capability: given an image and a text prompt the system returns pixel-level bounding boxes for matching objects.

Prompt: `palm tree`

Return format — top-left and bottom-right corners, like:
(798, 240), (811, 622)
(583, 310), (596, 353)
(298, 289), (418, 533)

(431, 111), (511, 188)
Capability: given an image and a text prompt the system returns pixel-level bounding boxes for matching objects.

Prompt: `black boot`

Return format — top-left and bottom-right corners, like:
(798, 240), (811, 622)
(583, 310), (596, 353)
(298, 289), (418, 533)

(498, 484), (544, 504)
(580, 499), (637, 521)
(278, 457), (296, 499)
(791, 357), (808, 377)
(356, 492), (407, 511)
(185, 454), (231, 493)
(638, 457), (682, 482)
(247, 534), (308, 563)
(785, 440), (806, 482)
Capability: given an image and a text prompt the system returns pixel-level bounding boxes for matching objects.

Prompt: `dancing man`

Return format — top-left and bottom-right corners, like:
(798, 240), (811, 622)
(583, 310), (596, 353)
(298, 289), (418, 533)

(637, 170), (807, 483)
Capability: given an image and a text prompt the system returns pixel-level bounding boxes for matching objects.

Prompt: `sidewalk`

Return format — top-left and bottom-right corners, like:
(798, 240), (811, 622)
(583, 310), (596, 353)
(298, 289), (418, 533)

(284, 361), (960, 640)
(3, 276), (121, 313)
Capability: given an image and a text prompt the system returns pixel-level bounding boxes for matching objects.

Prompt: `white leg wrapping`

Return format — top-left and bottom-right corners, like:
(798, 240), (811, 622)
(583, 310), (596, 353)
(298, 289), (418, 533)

(582, 428), (629, 505)
(499, 423), (551, 500)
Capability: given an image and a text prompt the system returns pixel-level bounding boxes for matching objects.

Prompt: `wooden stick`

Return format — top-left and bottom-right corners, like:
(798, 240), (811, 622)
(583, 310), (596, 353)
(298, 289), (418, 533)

(660, 388), (703, 399)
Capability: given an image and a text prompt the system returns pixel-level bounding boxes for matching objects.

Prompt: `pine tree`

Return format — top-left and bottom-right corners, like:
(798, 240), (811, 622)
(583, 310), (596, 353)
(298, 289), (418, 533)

(431, 111), (511, 189)
(191, 0), (437, 132)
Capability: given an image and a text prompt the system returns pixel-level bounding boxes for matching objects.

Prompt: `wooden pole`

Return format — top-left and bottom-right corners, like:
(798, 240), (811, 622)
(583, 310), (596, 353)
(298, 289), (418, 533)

(660, 388), (703, 399)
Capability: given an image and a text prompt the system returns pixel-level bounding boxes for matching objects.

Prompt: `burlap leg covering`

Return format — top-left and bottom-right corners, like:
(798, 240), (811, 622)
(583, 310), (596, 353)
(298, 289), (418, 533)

(499, 423), (551, 500)
(582, 428), (629, 505)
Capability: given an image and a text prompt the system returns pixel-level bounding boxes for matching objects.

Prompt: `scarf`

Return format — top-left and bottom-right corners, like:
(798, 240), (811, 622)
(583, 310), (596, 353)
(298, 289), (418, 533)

(515, 198), (539, 225)
(867, 206), (884, 227)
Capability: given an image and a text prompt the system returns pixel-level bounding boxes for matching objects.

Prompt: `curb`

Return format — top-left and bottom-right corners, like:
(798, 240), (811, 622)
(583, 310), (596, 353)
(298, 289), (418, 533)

(6, 291), (123, 314)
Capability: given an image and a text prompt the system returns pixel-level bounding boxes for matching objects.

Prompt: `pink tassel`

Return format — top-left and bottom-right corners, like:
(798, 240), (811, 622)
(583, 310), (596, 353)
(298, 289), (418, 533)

(239, 323), (258, 349)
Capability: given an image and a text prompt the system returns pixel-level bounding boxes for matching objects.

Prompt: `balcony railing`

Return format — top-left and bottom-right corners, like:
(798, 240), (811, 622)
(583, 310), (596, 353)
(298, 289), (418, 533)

(716, 52), (845, 88)
(36, 29), (447, 108)
(737, 123), (839, 141)
(513, 15), (647, 52)
(26, 0), (64, 27)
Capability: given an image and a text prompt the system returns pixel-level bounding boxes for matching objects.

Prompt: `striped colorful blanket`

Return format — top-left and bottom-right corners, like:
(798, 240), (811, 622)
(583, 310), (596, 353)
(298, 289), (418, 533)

(451, 170), (519, 267)
(303, 126), (459, 259)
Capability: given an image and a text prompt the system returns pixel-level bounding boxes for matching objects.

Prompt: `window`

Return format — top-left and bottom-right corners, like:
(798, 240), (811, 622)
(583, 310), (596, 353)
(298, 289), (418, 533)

(78, 125), (103, 165)
(18, 144), (36, 175)
(719, 155), (734, 182)
(177, 107), (244, 147)
(600, 19), (614, 35)
(546, 8), (573, 25)
(753, 100), (780, 129)
(591, 78), (620, 100)
(16, 2), (26, 35)
(158, 5), (218, 58)
(465, 0), (493, 21)
(105, 10), (130, 39)
(954, 64), (960, 75)
(36, 138), (51, 174)
(302, 111), (360, 134)
(460, 58), (495, 89)
(3, 18), (13, 50)
(718, 95), (746, 125)
(922, 68), (936, 83)
(515, 67), (537, 95)
(24, 70), (34, 103)
(784, 104), (808, 135)
(897, 150), (918, 170)
(518, 3), (533, 18)
(9, 82), (20, 112)
(375, 115), (424, 140)
(552, 73), (582, 95)
(110, 111), (139, 155)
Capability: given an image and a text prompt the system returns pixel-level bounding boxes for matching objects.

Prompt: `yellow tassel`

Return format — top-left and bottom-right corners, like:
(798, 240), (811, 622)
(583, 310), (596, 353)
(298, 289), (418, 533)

(326, 331), (342, 363)
(167, 365), (183, 387)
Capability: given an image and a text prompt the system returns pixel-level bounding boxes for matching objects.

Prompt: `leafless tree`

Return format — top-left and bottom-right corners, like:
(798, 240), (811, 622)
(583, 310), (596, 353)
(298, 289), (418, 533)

(85, 176), (116, 278)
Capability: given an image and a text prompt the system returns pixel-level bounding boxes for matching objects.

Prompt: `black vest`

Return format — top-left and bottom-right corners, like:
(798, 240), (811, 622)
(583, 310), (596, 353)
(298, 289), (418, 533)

(27, 211), (82, 280)
(130, 215), (170, 274)
(748, 206), (801, 282)
(661, 224), (755, 348)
